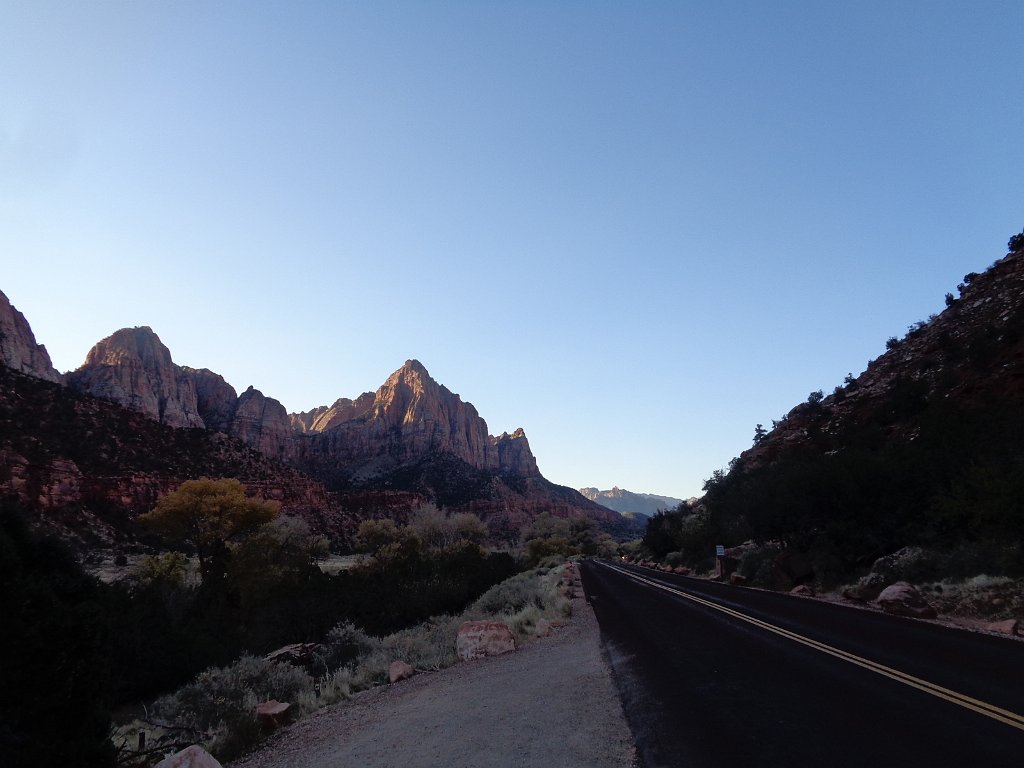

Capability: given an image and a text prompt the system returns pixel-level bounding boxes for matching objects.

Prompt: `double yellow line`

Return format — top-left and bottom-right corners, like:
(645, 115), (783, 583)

(603, 563), (1024, 732)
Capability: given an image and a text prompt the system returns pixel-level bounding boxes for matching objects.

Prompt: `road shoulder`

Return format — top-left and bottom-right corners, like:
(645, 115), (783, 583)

(232, 594), (636, 768)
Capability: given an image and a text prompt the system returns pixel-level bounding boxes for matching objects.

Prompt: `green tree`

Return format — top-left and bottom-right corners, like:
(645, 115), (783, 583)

(228, 517), (328, 611)
(451, 512), (489, 547)
(753, 423), (767, 445)
(0, 500), (116, 767)
(354, 518), (404, 555)
(140, 478), (279, 586)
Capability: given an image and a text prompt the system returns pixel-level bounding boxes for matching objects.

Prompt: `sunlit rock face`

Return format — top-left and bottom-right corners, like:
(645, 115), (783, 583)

(67, 326), (204, 428)
(293, 360), (542, 480)
(299, 360), (502, 472)
(0, 289), (63, 383)
(492, 428), (541, 478)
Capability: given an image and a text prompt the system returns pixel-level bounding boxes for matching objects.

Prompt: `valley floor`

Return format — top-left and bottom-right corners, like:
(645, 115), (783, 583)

(230, 592), (637, 768)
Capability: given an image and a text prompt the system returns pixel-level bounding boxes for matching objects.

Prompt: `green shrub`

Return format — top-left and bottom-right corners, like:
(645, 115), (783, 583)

(381, 615), (462, 671)
(316, 620), (380, 674)
(465, 565), (570, 644)
(154, 655), (311, 759)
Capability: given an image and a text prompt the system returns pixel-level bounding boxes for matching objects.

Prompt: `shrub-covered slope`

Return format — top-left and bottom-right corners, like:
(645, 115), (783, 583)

(664, 242), (1024, 583)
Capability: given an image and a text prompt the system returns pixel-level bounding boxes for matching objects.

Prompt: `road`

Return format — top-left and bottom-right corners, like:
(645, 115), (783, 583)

(580, 560), (1024, 768)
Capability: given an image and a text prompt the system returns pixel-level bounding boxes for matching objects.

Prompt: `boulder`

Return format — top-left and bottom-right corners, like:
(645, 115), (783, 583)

(456, 620), (516, 661)
(790, 584), (816, 597)
(154, 745), (223, 768)
(389, 660), (415, 683)
(844, 547), (935, 602)
(772, 549), (815, 591)
(255, 699), (292, 730)
(876, 582), (937, 619)
(535, 618), (553, 637)
(729, 573), (747, 586)
(673, 565), (691, 575)
(842, 573), (889, 602)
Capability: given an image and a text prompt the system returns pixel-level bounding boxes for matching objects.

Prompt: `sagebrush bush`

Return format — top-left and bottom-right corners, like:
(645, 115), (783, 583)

(664, 551), (685, 567)
(153, 655), (311, 759)
(472, 571), (539, 614)
(381, 615), (462, 671)
(316, 620), (379, 674)
(464, 564), (570, 644)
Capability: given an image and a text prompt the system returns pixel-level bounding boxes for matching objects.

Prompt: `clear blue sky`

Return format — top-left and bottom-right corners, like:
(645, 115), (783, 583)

(2, 2), (1021, 499)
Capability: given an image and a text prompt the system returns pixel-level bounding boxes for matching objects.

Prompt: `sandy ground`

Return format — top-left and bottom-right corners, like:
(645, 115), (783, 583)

(232, 595), (638, 768)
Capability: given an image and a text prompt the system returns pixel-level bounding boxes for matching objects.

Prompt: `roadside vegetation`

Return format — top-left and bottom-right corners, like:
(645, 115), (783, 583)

(641, 393), (1024, 590)
(1, 481), (597, 766)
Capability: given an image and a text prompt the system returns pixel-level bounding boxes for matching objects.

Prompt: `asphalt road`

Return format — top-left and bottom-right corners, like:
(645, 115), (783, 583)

(580, 560), (1024, 768)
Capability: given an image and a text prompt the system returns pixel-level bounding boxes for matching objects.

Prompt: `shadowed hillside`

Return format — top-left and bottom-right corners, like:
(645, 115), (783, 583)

(646, 238), (1024, 587)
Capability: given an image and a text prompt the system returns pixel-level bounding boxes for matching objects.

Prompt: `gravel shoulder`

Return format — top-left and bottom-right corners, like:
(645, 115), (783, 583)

(232, 595), (637, 768)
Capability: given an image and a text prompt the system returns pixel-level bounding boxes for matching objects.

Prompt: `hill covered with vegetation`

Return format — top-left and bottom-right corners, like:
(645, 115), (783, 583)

(645, 235), (1024, 588)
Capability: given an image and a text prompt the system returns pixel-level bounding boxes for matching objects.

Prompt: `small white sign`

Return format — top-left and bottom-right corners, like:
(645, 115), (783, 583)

(715, 544), (726, 557)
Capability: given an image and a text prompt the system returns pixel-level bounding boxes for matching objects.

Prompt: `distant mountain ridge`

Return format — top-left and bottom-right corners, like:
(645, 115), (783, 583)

(580, 486), (685, 517)
(0, 288), (627, 548)
(51, 323), (541, 481)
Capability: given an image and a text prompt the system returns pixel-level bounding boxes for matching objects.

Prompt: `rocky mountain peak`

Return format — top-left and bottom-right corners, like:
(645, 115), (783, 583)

(293, 361), (542, 482)
(68, 326), (204, 429)
(373, 359), (452, 423)
(82, 326), (169, 369)
(492, 428), (540, 478)
(580, 486), (686, 516)
(289, 393), (375, 434)
(231, 386), (292, 460)
(0, 289), (63, 383)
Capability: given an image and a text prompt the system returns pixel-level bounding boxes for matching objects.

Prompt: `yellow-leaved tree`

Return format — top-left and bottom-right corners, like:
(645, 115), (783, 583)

(140, 478), (279, 586)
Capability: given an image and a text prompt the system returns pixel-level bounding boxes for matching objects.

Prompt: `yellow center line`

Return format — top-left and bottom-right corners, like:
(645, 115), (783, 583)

(601, 562), (1024, 732)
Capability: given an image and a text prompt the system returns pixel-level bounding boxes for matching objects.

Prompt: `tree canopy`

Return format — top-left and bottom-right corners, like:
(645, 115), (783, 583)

(140, 478), (279, 584)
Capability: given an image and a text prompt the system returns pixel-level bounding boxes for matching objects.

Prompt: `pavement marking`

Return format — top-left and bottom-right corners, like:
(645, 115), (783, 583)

(600, 562), (1024, 732)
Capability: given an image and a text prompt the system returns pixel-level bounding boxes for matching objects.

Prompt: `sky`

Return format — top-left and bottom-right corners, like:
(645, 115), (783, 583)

(1, 2), (1022, 500)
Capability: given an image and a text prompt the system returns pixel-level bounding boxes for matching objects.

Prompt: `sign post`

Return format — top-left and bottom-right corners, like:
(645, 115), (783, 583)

(715, 544), (726, 579)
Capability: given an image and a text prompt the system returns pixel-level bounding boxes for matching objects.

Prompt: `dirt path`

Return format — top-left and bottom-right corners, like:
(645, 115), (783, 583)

(233, 596), (637, 768)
